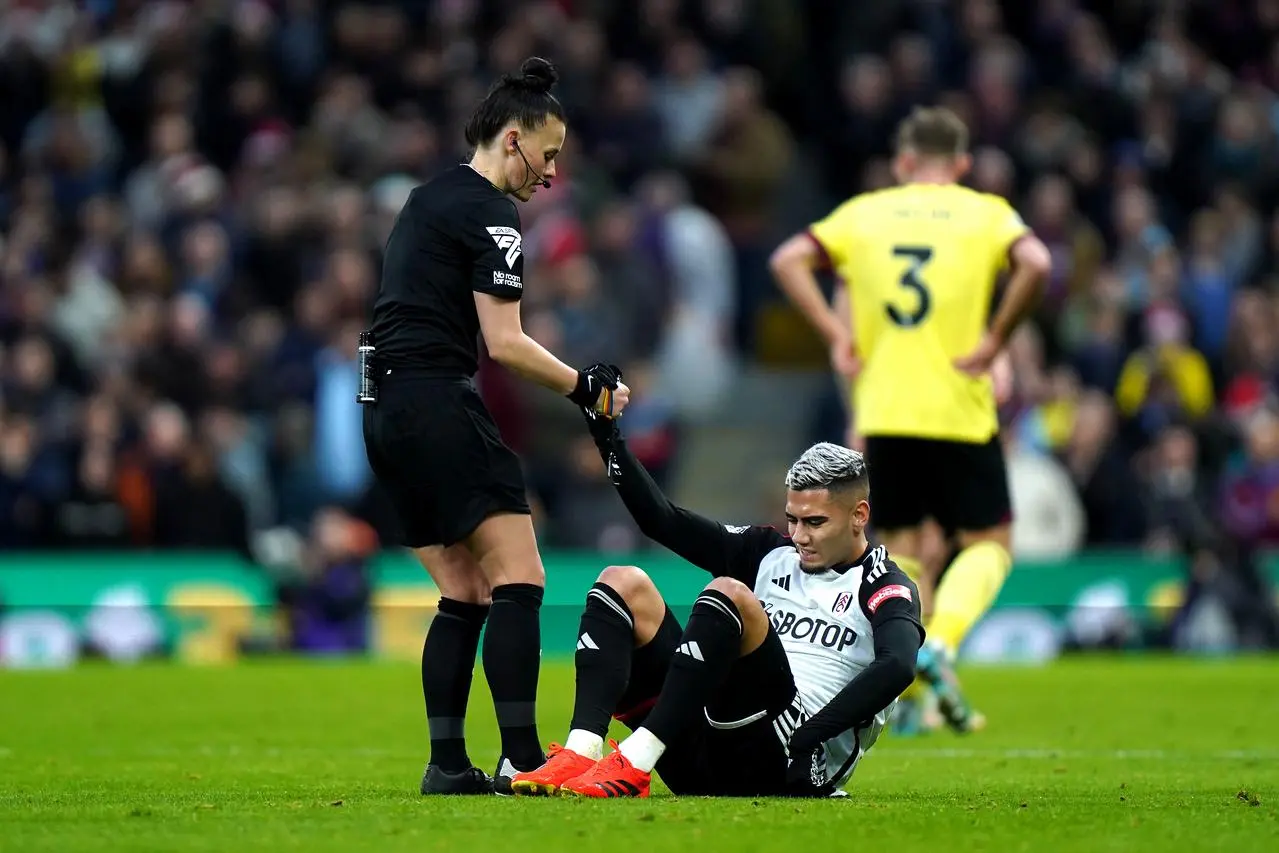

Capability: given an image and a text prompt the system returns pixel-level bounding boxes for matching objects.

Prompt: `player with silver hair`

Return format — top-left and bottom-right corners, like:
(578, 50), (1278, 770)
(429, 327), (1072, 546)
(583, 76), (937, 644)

(784, 442), (868, 496)
(510, 399), (924, 799)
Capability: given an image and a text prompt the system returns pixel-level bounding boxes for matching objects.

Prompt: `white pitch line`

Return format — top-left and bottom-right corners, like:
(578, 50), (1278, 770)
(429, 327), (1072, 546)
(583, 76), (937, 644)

(43, 746), (1278, 762)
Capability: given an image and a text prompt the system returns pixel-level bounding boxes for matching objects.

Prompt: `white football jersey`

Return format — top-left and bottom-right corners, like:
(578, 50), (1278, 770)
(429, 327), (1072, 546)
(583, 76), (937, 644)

(752, 543), (916, 787)
(589, 432), (923, 791)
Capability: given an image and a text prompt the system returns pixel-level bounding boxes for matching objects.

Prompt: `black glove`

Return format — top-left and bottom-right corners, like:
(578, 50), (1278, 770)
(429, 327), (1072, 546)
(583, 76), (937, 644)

(575, 365), (625, 484)
(566, 363), (624, 414)
(784, 742), (836, 798)
(581, 404), (621, 448)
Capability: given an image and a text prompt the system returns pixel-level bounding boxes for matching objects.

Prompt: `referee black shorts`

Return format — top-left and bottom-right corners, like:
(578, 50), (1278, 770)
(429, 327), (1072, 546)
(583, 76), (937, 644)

(863, 434), (1012, 534)
(613, 608), (800, 797)
(362, 373), (530, 549)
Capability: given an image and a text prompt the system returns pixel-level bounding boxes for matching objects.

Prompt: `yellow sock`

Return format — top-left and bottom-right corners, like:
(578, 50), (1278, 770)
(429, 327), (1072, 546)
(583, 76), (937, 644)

(926, 541), (1012, 655)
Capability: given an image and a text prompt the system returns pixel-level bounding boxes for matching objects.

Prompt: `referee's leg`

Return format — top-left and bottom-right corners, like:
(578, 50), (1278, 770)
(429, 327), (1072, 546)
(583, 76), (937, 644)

(464, 512), (548, 775)
(415, 544), (491, 783)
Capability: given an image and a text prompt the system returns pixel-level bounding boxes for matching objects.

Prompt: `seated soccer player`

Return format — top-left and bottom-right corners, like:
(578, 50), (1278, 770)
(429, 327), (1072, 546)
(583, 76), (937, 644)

(510, 408), (924, 798)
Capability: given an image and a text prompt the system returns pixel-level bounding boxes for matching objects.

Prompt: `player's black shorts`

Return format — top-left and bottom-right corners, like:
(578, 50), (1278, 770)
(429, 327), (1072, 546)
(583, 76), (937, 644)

(362, 373), (529, 548)
(612, 608), (801, 797)
(863, 434), (1011, 533)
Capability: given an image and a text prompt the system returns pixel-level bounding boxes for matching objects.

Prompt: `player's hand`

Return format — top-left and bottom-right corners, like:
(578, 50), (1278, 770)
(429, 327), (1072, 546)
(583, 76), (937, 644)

(783, 744), (835, 798)
(600, 381), (630, 417)
(953, 332), (1003, 378)
(568, 363), (628, 417)
(829, 337), (861, 379)
(579, 364), (624, 442)
(586, 363), (629, 418)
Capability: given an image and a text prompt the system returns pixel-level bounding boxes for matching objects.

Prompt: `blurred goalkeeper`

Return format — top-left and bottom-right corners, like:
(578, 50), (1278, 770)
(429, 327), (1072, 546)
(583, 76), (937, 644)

(511, 372), (923, 798)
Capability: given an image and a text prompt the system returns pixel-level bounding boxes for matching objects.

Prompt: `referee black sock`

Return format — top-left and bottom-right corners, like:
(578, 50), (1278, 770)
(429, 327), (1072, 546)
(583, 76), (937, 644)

(641, 589), (743, 746)
(483, 582), (545, 770)
(422, 598), (489, 773)
(569, 583), (636, 737)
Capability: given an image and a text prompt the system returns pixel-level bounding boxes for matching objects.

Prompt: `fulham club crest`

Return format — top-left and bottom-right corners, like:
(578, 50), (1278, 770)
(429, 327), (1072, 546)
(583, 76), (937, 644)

(832, 591), (852, 614)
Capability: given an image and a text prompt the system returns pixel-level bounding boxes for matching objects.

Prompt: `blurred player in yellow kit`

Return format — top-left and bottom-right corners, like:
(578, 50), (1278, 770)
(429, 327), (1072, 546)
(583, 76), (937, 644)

(769, 106), (1051, 734)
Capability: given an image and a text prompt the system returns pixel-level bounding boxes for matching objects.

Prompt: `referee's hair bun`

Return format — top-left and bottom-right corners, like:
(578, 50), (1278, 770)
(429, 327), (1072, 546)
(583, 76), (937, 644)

(515, 57), (559, 93)
(466, 56), (566, 147)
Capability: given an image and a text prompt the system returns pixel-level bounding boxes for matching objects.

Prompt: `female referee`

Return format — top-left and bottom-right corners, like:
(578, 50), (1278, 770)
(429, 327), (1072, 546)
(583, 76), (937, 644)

(362, 56), (631, 796)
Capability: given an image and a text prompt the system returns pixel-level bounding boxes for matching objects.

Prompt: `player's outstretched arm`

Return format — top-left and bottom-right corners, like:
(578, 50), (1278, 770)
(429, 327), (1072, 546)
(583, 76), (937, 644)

(787, 564), (923, 755)
(581, 409), (788, 584)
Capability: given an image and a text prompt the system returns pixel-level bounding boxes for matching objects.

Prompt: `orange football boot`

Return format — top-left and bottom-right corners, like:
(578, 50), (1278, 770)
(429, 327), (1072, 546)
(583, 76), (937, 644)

(509, 744), (597, 796)
(558, 742), (651, 798)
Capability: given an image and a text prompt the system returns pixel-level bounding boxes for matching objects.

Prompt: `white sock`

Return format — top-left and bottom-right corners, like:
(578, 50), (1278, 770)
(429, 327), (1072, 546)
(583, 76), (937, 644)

(617, 727), (666, 773)
(564, 729), (604, 760)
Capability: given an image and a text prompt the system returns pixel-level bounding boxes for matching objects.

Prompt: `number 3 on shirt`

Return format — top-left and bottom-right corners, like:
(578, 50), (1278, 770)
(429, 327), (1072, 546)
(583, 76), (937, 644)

(886, 245), (933, 327)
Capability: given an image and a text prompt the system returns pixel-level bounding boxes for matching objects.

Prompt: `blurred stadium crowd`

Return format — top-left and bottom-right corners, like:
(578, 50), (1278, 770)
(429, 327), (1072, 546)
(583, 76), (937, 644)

(1, 0), (1279, 607)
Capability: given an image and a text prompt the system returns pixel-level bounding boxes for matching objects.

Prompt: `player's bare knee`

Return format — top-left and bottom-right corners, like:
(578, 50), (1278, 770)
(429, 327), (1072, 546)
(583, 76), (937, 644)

(598, 565), (658, 608)
(703, 577), (768, 627)
(702, 576), (754, 610)
(597, 565), (666, 642)
(702, 577), (768, 652)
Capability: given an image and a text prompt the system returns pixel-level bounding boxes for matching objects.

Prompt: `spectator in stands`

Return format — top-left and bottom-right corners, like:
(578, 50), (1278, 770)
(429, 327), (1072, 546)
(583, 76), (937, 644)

(278, 505), (376, 656)
(1005, 427), (1086, 560)
(586, 63), (665, 194)
(46, 441), (131, 549)
(151, 436), (250, 556)
(0, 415), (58, 548)
(638, 171), (737, 422)
(689, 65), (795, 352)
(652, 34), (724, 164)
(1115, 298), (1215, 443)
(1025, 173), (1105, 350)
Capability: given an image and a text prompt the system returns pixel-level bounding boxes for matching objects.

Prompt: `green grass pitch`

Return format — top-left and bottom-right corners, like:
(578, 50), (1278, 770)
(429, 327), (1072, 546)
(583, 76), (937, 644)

(1, 656), (1276, 852)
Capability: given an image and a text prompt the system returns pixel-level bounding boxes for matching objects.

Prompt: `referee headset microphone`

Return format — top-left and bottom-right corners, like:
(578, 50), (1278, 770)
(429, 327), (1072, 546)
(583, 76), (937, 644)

(514, 140), (551, 190)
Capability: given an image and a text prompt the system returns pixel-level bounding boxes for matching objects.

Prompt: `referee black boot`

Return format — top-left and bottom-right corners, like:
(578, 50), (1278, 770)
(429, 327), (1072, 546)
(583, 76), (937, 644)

(492, 753), (544, 796)
(420, 764), (495, 796)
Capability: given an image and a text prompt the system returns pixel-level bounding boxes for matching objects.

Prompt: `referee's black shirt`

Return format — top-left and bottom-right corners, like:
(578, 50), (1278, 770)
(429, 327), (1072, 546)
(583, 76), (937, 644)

(370, 165), (525, 378)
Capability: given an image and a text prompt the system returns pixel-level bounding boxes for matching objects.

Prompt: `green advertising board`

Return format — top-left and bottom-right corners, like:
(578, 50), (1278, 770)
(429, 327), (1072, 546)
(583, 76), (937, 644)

(0, 550), (1276, 668)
